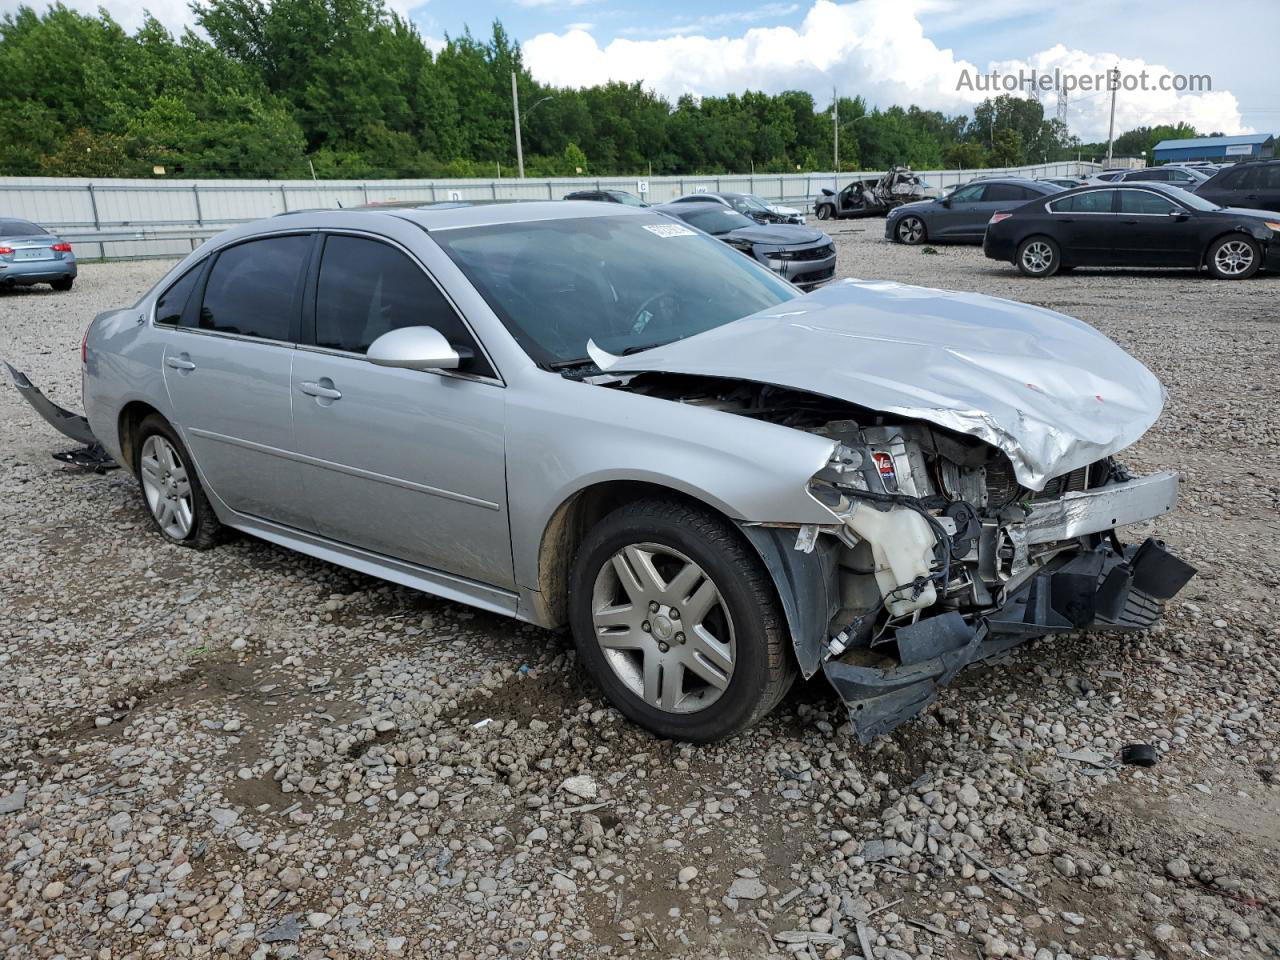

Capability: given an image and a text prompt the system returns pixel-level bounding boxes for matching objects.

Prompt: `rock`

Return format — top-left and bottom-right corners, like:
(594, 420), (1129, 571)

(106, 811), (131, 834)
(728, 877), (767, 900)
(0, 790), (27, 814)
(41, 881), (65, 901)
(1166, 858), (1191, 879)
(307, 912), (332, 929)
(551, 874), (578, 895)
(223, 717), (241, 732)
(560, 775), (598, 801)
(1153, 923), (1176, 942)
(678, 866), (698, 885)
(210, 808), (239, 828)
(259, 915), (301, 943)
(957, 784), (981, 808)
(278, 867), (302, 891)
(526, 827), (548, 844)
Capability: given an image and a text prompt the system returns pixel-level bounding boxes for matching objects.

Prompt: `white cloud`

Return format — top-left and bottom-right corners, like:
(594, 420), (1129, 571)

(618, 3), (800, 38)
(513, 0), (593, 8)
(523, 0), (1249, 140)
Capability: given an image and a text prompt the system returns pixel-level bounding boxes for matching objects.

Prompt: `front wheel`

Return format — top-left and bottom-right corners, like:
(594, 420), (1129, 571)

(1016, 236), (1061, 277)
(895, 216), (926, 245)
(1206, 235), (1260, 280)
(568, 499), (795, 742)
(815, 205), (832, 221)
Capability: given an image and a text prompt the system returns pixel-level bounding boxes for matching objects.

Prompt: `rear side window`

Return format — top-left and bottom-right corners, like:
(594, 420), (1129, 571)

(1050, 191), (1115, 213)
(155, 267), (202, 326)
(1215, 167), (1248, 189)
(199, 235), (310, 341)
(1261, 165), (1280, 188)
(1120, 191), (1180, 215)
(313, 235), (494, 377)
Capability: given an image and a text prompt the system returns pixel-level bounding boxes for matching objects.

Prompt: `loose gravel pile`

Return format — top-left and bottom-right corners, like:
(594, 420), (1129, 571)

(2, 229), (1277, 960)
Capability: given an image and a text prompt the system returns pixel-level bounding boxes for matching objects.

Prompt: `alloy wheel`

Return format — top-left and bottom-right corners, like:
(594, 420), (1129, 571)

(139, 434), (194, 540)
(1021, 240), (1054, 274)
(1213, 240), (1254, 276)
(898, 217), (924, 244)
(590, 542), (736, 714)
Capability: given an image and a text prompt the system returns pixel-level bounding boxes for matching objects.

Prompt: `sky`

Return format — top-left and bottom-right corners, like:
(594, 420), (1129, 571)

(10, 0), (1277, 143)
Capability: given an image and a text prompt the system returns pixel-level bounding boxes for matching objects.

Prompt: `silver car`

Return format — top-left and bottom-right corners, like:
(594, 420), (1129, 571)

(0, 218), (77, 291)
(29, 201), (1195, 743)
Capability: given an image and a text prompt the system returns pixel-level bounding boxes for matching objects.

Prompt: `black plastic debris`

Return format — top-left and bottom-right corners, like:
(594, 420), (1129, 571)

(1120, 743), (1158, 767)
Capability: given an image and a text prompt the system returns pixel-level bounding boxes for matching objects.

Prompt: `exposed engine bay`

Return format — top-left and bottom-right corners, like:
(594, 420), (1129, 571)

(616, 372), (1196, 741)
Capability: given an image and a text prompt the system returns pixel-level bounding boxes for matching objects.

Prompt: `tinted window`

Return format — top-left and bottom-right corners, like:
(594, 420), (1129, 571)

(1050, 191), (1115, 213)
(199, 235), (310, 340)
(1214, 168), (1248, 189)
(314, 235), (492, 376)
(0, 219), (46, 235)
(950, 184), (984, 203)
(155, 267), (202, 326)
(983, 183), (1034, 202)
(1260, 165), (1280, 189)
(1126, 170), (1158, 180)
(1120, 191), (1180, 214)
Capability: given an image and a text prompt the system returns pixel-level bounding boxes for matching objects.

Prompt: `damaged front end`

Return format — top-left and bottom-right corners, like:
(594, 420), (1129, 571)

(745, 420), (1195, 743)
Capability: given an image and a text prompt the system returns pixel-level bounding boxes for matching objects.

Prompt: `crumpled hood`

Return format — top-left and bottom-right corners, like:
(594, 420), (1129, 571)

(589, 278), (1165, 491)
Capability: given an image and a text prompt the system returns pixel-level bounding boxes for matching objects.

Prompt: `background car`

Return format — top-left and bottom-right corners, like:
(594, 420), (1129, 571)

(1091, 167), (1210, 191)
(1195, 159), (1280, 213)
(669, 191), (805, 225)
(884, 178), (1062, 244)
(1039, 176), (1090, 190)
(983, 182), (1280, 279)
(655, 201), (835, 288)
(0, 218), (77, 291)
(562, 189), (649, 207)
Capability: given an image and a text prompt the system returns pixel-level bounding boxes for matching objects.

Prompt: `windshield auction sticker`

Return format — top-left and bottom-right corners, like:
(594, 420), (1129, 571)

(642, 224), (697, 238)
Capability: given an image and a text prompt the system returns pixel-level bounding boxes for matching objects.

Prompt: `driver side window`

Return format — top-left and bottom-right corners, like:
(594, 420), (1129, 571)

(950, 184), (985, 203)
(312, 235), (493, 378)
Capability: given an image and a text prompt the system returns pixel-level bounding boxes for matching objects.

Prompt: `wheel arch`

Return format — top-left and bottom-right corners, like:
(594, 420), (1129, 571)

(116, 400), (165, 475)
(1200, 227), (1264, 267)
(529, 479), (743, 630)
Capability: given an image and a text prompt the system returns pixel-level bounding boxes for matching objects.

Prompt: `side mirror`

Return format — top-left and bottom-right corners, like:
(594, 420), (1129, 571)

(939, 197), (951, 208)
(367, 326), (466, 371)
(1168, 209), (1190, 220)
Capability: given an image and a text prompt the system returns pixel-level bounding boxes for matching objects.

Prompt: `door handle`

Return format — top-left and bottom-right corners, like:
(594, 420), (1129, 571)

(165, 355), (195, 371)
(299, 380), (342, 401)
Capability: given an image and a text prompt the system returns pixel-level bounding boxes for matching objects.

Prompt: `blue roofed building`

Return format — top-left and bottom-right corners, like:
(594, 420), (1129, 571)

(1153, 134), (1275, 164)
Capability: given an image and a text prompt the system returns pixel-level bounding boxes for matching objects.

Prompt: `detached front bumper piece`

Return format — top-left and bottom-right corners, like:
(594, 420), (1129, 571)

(3, 362), (116, 470)
(823, 537), (1195, 743)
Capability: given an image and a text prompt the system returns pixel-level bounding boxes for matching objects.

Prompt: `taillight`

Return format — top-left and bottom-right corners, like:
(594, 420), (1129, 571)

(989, 212), (1013, 224)
(51, 242), (72, 253)
(81, 327), (89, 364)
(0, 246), (13, 256)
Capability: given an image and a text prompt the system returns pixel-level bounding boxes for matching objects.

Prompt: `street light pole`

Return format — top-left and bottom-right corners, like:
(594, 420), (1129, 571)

(1106, 65), (1119, 165)
(511, 71), (525, 179)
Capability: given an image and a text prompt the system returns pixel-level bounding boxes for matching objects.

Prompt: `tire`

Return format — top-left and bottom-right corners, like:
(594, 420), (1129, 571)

(895, 215), (926, 245)
(1015, 236), (1061, 277)
(1205, 234), (1261, 280)
(815, 205), (832, 221)
(568, 499), (795, 742)
(51, 277), (73, 291)
(132, 413), (222, 550)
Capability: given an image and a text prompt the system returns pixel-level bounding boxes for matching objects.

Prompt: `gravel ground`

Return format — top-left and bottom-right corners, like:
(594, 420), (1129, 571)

(2, 226), (1278, 960)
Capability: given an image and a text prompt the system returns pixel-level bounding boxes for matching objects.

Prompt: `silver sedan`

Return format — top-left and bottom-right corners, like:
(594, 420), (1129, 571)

(39, 201), (1193, 742)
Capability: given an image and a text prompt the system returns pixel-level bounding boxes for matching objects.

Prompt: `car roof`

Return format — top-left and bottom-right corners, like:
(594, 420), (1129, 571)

(652, 201), (728, 212)
(388, 200), (648, 230)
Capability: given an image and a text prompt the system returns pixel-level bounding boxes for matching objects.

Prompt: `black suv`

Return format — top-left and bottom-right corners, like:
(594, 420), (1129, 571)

(1195, 160), (1280, 214)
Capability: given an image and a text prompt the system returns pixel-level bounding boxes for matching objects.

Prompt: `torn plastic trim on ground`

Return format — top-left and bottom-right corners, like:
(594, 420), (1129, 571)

(822, 537), (1195, 744)
(3, 361), (117, 470)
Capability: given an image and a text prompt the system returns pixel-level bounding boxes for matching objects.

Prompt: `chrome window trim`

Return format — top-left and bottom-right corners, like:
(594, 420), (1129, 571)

(1043, 189), (1119, 215)
(156, 326), (298, 350)
(1116, 188), (1189, 216)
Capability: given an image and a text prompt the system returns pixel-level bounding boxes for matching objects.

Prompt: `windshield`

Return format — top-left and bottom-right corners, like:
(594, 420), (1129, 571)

(1151, 185), (1223, 211)
(434, 215), (797, 367)
(729, 194), (772, 214)
(612, 192), (649, 207)
(670, 207), (755, 235)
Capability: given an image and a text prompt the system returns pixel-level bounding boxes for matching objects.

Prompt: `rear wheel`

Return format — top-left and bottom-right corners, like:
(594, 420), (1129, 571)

(568, 499), (794, 742)
(133, 414), (221, 550)
(1206, 235), (1260, 280)
(896, 215), (926, 245)
(1016, 236), (1061, 277)
(51, 277), (73, 291)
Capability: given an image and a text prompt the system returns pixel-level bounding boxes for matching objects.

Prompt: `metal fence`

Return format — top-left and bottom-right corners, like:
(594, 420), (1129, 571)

(0, 162), (1099, 260)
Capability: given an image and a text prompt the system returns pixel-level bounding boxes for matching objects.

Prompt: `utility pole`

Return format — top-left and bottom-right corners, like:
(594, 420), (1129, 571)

(832, 87), (838, 189)
(511, 71), (525, 179)
(1106, 65), (1119, 165)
